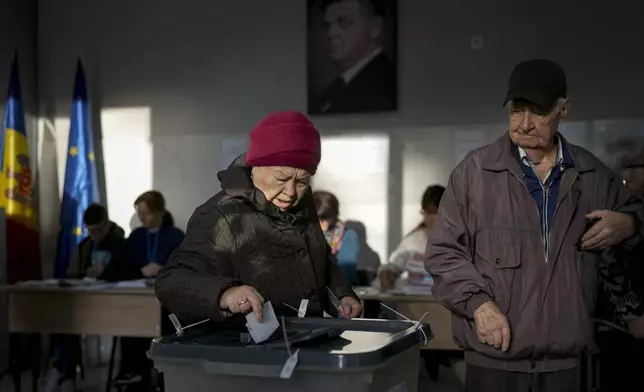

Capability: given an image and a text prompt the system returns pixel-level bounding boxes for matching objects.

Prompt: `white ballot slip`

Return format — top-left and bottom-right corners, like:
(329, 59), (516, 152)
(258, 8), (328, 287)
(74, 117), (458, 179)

(245, 301), (279, 343)
(298, 299), (309, 318)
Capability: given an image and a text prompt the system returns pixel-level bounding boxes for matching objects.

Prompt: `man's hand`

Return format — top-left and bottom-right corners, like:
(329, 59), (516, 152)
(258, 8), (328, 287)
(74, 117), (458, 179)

(86, 264), (105, 278)
(581, 210), (635, 250)
(379, 269), (398, 291)
(338, 296), (362, 318)
(219, 285), (265, 321)
(141, 262), (162, 278)
(473, 301), (511, 352)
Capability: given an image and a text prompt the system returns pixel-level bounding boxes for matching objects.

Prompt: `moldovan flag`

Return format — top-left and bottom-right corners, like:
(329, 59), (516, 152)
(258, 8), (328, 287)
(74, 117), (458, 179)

(0, 54), (41, 283)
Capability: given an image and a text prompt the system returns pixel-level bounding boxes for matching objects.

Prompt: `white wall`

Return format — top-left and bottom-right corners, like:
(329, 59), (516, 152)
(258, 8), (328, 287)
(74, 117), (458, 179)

(36, 0), (644, 275)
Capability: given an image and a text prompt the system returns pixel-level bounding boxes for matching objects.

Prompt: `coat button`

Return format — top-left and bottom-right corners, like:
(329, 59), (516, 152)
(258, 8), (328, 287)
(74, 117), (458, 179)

(495, 258), (501, 264)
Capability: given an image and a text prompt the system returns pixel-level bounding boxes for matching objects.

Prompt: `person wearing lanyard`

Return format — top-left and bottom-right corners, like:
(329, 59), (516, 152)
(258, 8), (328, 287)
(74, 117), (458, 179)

(129, 190), (185, 278)
(114, 190), (184, 388)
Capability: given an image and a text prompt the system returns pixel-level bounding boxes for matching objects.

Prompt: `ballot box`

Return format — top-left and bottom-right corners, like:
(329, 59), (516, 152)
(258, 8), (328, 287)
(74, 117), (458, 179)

(149, 317), (431, 392)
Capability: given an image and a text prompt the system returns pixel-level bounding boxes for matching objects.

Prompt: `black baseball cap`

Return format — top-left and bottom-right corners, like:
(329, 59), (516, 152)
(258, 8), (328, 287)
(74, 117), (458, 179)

(503, 59), (567, 110)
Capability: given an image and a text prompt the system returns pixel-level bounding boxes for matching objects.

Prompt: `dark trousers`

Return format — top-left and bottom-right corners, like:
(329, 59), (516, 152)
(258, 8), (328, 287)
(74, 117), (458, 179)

(50, 334), (81, 380)
(465, 365), (579, 392)
(596, 330), (644, 392)
(119, 337), (152, 378)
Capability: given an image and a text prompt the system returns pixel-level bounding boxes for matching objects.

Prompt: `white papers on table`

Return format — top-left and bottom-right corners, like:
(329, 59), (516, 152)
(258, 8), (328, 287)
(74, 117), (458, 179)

(387, 285), (434, 296)
(113, 279), (148, 288)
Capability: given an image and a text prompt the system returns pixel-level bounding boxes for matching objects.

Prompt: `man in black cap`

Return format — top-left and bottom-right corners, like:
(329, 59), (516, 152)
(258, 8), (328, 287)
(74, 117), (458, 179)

(425, 59), (644, 392)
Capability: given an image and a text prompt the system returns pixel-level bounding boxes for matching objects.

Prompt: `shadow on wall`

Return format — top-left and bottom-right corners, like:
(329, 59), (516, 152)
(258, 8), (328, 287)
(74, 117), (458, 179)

(345, 220), (381, 285)
(38, 117), (61, 279)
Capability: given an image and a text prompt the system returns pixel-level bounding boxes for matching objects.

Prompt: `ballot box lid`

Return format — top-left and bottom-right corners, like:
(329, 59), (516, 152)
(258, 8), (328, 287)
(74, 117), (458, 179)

(149, 318), (431, 370)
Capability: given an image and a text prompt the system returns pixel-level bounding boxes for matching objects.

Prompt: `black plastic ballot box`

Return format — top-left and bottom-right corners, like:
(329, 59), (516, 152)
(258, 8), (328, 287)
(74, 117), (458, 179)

(149, 318), (432, 392)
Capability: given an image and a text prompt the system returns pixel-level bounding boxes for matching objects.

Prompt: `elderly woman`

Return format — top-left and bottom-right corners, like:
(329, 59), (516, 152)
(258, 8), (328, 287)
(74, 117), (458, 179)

(155, 111), (362, 323)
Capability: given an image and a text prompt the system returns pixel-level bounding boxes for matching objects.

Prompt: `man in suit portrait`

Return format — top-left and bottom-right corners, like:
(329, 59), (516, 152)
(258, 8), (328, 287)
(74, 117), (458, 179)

(309, 0), (396, 114)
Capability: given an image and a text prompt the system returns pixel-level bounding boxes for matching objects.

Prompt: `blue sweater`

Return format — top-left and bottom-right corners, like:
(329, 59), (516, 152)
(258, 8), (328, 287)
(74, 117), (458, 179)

(127, 225), (185, 269)
(335, 228), (360, 285)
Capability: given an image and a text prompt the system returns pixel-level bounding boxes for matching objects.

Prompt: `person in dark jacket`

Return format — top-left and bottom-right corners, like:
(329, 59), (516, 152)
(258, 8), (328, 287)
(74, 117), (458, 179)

(129, 191), (185, 279)
(595, 150), (644, 392)
(425, 59), (644, 392)
(114, 191), (184, 388)
(66, 203), (126, 280)
(155, 110), (362, 325)
(49, 204), (126, 388)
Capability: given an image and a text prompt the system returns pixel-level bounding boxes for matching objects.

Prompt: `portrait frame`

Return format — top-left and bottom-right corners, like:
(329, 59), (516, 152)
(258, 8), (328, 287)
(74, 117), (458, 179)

(307, 0), (398, 115)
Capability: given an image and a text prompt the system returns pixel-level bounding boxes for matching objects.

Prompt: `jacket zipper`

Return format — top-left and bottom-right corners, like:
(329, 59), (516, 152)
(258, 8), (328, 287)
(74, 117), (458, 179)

(508, 171), (548, 262)
(549, 169), (577, 245)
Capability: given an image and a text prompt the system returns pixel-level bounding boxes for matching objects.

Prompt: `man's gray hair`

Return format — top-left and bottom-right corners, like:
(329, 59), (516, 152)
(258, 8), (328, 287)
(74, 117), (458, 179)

(554, 97), (567, 112)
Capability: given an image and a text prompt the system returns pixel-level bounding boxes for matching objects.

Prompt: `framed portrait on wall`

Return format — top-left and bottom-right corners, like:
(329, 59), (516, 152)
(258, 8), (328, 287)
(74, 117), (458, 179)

(307, 0), (397, 115)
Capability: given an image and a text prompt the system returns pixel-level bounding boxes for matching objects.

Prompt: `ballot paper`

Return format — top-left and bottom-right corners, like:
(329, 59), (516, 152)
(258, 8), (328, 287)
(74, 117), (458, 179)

(298, 299), (309, 318)
(245, 301), (279, 343)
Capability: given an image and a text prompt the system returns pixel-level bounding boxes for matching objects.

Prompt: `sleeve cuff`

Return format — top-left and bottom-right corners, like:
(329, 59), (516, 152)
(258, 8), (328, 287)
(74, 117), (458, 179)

(464, 293), (493, 319)
(336, 287), (359, 301)
(623, 212), (644, 247)
(213, 280), (242, 319)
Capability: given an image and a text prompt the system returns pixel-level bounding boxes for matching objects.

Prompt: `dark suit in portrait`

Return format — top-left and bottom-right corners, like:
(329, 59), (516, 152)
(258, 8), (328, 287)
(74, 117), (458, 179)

(308, 0), (397, 115)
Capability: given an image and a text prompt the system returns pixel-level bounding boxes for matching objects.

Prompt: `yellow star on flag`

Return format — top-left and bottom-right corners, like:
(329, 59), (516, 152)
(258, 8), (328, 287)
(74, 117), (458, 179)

(88, 151), (95, 161)
(73, 226), (83, 236)
(69, 146), (79, 156)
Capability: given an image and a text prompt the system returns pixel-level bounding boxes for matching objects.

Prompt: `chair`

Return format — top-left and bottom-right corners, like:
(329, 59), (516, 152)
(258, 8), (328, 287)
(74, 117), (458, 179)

(106, 336), (120, 392)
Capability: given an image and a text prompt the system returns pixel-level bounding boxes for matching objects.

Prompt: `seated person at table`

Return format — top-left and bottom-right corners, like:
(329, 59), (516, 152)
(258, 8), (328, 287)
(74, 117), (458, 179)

(128, 190), (185, 279)
(48, 204), (126, 388)
(67, 203), (126, 280)
(313, 190), (361, 285)
(155, 110), (362, 324)
(114, 190), (185, 387)
(378, 185), (445, 291)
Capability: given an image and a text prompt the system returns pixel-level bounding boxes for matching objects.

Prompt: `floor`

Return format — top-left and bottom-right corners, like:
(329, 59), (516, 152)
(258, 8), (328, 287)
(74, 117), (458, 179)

(0, 361), (465, 392)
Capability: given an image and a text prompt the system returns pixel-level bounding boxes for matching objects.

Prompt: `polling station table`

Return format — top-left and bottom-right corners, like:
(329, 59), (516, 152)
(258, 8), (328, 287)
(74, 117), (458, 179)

(3, 280), (161, 337)
(354, 286), (460, 351)
(3, 280), (163, 392)
(150, 318), (431, 392)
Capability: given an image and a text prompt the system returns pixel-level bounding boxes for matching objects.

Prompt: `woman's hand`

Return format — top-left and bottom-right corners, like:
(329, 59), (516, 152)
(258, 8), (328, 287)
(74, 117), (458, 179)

(141, 262), (162, 277)
(338, 296), (362, 318)
(379, 269), (398, 291)
(219, 285), (265, 321)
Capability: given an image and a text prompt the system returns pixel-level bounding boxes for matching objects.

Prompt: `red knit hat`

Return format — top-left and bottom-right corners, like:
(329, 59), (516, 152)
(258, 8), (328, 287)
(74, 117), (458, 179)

(246, 111), (321, 174)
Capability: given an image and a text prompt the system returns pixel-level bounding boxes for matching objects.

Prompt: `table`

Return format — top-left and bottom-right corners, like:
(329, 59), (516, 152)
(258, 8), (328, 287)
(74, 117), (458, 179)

(3, 284), (161, 337)
(354, 287), (460, 351)
(4, 283), (458, 350)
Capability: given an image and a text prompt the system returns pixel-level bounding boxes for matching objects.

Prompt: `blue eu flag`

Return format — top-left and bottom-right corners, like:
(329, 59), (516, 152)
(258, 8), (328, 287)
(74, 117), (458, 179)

(54, 60), (99, 278)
